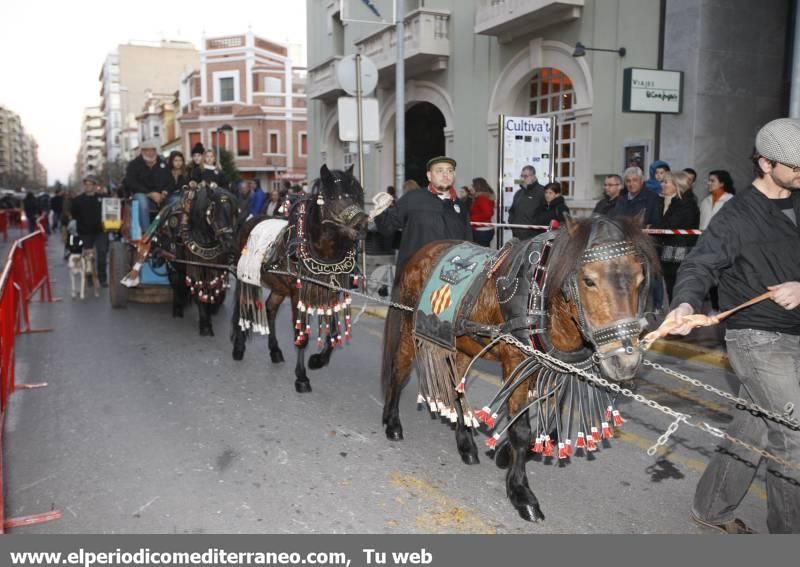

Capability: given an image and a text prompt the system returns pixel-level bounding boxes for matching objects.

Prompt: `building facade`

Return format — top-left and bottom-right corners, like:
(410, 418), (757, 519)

(306, 0), (791, 212)
(0, 105), (47, 189)
(73, 107), (105, 184)
(177, 32), (308, 189)
(99, 40), (199, 165)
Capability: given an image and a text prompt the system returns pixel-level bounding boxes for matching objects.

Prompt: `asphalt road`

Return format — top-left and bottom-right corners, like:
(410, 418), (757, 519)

(3, 237), (770, 534)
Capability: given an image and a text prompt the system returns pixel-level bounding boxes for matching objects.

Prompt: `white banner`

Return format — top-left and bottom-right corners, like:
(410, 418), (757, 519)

(497, 115), (556, 246)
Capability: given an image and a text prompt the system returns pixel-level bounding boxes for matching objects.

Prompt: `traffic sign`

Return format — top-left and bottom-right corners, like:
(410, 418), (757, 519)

(337, 97), (380, 142)
(336, 54), (378, 97)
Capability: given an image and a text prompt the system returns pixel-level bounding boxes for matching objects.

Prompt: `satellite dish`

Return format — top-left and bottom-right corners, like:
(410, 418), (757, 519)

(336, 54), (379, 97)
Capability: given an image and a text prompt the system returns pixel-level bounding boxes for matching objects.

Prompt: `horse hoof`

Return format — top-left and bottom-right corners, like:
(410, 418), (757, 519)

(460, 450), (480, 465)
(199, 327), (210, 337)
(516, 503), (545, 523)
(295, 380), (312, 393)
(308, 354), (327, 370)
(207, 328), (215, 337)
(270, 350), (285, 364)
(173, 307), (183, 318)
(232, 347), (245, 361)
(385, 425), (404, 441)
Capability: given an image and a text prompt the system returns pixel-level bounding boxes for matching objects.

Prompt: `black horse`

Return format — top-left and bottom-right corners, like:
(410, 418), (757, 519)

(155, 183), (240, 336)
(231, 165), (369, 392)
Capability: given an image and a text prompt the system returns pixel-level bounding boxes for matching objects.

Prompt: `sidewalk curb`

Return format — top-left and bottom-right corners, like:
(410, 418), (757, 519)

(358, 303), (731, 370)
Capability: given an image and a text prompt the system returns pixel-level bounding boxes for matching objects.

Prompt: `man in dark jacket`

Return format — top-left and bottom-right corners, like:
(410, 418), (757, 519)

(593, 174), (622, 215)
(125, 139), (171, 235)
(613, 166), (661, 226)
(507, 165), (545, 239)
(69, 175), (108, 286)
(657, 118), (800, 534)
(374, 156), (471, 278)
(50, 188), (64, 231)
(23, 191), (40, 233)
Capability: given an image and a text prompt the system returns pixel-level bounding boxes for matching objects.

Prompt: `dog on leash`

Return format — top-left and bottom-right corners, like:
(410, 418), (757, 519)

(66, 229), (100, 300)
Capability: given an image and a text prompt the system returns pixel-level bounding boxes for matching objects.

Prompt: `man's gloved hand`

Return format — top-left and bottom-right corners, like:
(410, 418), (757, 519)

(368, 192), (394, 221)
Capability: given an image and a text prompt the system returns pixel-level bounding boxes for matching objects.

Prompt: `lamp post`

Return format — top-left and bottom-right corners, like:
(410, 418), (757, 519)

(216, 123), (233, 165)
(572, 42), (626, 58)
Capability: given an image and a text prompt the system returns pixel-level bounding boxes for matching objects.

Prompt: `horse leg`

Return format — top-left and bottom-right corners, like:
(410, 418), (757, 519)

(230, 280), (246, 361)
(504, 376), (545, 522)
(266, 291), (285, 364)
(454, 352), (479, 465)
(169, 269), (185, 318)
(198, 302), (212, 336)
(382, 307), (415, 441)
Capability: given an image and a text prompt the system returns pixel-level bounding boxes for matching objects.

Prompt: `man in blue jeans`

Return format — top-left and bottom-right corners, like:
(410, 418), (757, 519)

(124, 139), (171, 235)
(659, 118), (800, 533)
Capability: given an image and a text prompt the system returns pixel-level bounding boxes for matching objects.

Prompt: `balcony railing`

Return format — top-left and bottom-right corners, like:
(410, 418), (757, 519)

(307, 56), (343, 101)
(206, 35), (245, 50)
(355, 9), (450, 76)
(474, 0), (583, 39)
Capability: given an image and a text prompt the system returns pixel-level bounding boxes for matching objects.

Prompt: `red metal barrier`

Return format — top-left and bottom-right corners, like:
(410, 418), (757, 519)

(0, 211), (7, 242)
(0, 231), (61, 532)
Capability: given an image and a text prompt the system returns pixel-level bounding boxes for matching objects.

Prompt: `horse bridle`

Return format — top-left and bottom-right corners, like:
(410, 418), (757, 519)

(205, 193), (236, 238)
(563, 240), (651, 360)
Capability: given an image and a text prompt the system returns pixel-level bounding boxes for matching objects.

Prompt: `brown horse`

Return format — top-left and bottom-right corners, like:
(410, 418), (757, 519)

(231, 165), (369, 392)
(381, 215), (659, 522)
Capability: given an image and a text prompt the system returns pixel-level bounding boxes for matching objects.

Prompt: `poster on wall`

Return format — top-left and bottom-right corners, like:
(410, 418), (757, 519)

(496, 115), (556, 247)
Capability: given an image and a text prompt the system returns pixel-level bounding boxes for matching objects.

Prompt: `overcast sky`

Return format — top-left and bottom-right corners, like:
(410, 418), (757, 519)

(0, 0), (307, 185)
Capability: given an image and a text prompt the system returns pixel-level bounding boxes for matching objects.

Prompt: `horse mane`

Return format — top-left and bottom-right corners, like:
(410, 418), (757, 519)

(545, 215), (660, 299)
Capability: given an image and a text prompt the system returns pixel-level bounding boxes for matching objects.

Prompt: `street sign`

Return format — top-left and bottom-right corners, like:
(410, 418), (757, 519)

(337, 97), (380, 142)
(336, 54), (379, 97)
(339, 0), (396, 25)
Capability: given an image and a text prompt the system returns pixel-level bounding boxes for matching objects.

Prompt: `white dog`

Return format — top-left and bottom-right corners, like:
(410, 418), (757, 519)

(66, 231), (99, 300)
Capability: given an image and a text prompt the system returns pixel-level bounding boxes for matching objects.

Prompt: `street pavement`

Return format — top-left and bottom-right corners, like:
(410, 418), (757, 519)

(2, 237), (772, 534)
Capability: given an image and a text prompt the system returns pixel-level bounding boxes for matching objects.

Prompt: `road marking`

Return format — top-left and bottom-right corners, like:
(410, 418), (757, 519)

(389, 471), (496, 533)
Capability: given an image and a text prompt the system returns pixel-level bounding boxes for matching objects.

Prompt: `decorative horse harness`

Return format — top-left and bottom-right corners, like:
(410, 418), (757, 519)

(413, 227), (651, 461)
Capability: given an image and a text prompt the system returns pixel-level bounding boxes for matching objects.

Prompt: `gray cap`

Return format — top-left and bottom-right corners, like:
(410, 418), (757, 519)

(139, 139), (160, 150)
(755, 118), (800, 164)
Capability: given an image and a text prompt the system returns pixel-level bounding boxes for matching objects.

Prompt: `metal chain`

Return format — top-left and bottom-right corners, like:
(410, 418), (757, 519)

(259, 267), (800, 470)
(643, 359), (800, 431)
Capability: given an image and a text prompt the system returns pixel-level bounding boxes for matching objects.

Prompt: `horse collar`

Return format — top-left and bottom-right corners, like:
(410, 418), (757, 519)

(294, 200), (357, 276)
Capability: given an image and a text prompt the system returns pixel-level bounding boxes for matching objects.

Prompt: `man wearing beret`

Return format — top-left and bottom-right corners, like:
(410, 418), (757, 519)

(124, 139), (171, 235)
(69, 175), (108, 286)
(657, 118), (800, 533)
(374, 156), (472, 278)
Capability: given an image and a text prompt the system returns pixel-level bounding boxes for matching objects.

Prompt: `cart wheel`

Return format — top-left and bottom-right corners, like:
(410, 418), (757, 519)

(109, 240), (130, 308)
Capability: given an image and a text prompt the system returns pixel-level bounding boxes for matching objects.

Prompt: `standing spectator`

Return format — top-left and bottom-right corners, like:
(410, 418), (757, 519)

(508, 165), (545, 239)
(531, 182), (570, 228)
(645, 160), (670, 194)
(248, 180), (267, 217)
(401, 179), (420, 194)
(658, 118), (800, 534)
(237, 181), (254, 217)
(613, 166), (661, 226)
(70, 175), (108, 287)
(189, 143), (205, 183)
(593, 174), (623, 215)
(374, 156), (471, 278)
(655, 170), (700, 300)
(23, 191), (40, 233)
(469, 177), (495, 247)
(264, 188), (283, 217)
(683, 167), (698, 189)
(124, 140), (172, 235)
(699, 169), (736, 230)
(50, 188), (64, 231)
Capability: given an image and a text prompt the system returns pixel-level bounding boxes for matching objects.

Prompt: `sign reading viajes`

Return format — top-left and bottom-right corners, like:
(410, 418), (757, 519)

(623, 67), (683, 114)
(497, 115), (556, 246)
(339, 0), (397, 25)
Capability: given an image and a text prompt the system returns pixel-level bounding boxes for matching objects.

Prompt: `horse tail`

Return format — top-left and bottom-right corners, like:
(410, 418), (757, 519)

(381, 287), (404, 395)
(230, 279), (252, 343)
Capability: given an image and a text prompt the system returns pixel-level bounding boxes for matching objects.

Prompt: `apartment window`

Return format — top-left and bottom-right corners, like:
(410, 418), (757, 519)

(219, 78), (234, 102)
(298, 132), (308, 156)
(529, 67), (576, 196)
(268, 131), (280, 154)
(264, 77), (282, 94)
(237, 130), (251, 157)
(211, 131), (227, 149)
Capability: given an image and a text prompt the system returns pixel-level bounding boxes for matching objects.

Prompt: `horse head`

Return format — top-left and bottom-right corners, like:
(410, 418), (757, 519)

(194, 183), (239, 254)
(315, 164), (369, 242)
(548, 215), (659, 381)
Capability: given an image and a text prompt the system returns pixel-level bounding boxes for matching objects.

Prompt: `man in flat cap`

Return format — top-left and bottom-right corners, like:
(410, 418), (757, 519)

(124, 139), (171, 236)
(657, 118), (800, 533)
(374, 156), (472, 277)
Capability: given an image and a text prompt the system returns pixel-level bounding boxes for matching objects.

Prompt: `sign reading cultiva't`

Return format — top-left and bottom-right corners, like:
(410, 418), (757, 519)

(623, 68), (683, 114)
